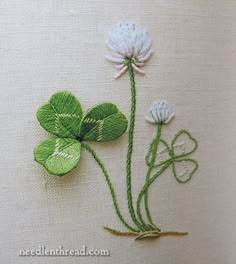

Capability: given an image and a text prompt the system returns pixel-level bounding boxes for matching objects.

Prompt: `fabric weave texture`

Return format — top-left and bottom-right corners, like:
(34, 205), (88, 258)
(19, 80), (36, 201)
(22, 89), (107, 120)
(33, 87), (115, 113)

(0, 0), (235, 263)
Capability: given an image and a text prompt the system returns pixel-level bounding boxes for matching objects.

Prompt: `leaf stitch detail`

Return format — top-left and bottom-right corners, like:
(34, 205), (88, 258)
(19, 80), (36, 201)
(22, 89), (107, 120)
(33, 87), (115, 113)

(97, 120), (104, 141)
(52, 139), (79, 162)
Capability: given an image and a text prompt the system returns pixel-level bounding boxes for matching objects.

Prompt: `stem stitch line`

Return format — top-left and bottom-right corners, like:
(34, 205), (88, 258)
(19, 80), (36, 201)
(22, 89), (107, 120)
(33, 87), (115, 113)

(81, 141), (139, 233)
(126, 60), (146, 231)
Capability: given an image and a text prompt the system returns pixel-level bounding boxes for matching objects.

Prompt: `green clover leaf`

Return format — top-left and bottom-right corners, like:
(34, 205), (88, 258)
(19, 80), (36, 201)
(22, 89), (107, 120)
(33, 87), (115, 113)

(171, 158), (198, 183)
(34, 91), (128, 175)
(37, 91), (83, 138)
(79, 102), (128, 142)
(34, 138), (81, 176)
(171, 129), (198, 158)
(170, 129), (199, 183)
(146, 129), (198, 183)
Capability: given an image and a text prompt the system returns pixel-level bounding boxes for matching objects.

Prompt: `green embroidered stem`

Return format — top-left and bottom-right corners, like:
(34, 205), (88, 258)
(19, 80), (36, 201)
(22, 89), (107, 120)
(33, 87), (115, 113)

(137, 161), (172, 227)
(81, 142), (139, 232)
(144, 125), (162, 228)
(125, 60), (146, 231)
(146, 138), (172, 168)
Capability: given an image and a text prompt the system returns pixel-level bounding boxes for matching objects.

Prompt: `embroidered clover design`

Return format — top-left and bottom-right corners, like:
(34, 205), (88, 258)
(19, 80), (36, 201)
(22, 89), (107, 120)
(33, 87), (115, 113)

(170, 130), (198, 183)
(34, 91), (128, 176)
(34, 21), (200, 240)
(146, 129), (198, 183)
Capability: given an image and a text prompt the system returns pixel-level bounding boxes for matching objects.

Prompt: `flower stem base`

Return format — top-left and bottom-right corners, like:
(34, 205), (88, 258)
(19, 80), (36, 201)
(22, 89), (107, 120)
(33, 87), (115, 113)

(104, 226), (188, 240)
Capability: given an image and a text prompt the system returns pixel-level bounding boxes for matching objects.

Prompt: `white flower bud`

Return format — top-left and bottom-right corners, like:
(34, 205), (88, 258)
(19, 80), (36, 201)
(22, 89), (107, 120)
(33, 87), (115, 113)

(105, 21), (153, 78)
(145, 100), (175, 125)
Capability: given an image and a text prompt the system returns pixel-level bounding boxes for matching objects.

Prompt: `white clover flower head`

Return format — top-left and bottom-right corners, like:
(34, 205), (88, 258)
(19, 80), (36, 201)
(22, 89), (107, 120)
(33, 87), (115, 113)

(105, 21), (153, 79)
(145, 100), (175, 125)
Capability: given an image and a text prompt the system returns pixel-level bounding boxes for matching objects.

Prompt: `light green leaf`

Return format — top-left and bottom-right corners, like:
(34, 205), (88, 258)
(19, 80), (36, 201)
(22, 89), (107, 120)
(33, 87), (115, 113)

(79, 102), (128, 142)
(37, 91), (83, 138)
(34, 138), (81, 176)
(172, 158), (198, 183)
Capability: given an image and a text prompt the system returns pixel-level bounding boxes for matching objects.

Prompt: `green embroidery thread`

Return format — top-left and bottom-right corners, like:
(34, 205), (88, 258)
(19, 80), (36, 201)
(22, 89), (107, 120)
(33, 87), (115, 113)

(34, 92), (199, 240)
(35, 91), (128, 176)
(81, 142), (138, 232)
(125, 61), (145, 231)
(34, 21), (199, 240)
(144, 124), (162, 230)
(34, 138), (82, 176)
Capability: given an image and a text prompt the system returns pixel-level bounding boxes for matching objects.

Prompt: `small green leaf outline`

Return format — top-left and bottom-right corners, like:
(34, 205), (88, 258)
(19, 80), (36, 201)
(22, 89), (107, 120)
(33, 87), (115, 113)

(172, 158), (199, 183)
(146, 129), (199, 183)
(170, 129), (199, 183)
(171, 129), (198, 158)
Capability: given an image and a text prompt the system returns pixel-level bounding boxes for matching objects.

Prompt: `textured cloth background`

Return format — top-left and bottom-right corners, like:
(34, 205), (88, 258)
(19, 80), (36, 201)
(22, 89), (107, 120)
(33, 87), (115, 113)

(0, 0), (236, 263)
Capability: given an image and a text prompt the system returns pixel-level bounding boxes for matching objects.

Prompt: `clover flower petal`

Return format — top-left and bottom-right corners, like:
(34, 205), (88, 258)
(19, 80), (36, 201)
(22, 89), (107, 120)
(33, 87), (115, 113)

(105, 21), (153, 78)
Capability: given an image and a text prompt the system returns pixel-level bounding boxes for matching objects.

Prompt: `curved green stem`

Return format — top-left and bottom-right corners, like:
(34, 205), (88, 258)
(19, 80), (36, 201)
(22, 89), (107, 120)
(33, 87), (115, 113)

(81, 142), (139, 232)
(125, 60), (146, 231)
(146, 138), (171, 168)
(144, 125), (162, 227)
(137, 161), (172, 227)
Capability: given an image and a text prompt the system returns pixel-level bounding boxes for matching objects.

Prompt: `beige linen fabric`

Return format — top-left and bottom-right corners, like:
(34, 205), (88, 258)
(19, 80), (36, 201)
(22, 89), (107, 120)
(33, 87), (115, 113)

(0, 0), (236, 263)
